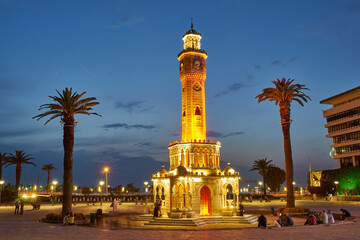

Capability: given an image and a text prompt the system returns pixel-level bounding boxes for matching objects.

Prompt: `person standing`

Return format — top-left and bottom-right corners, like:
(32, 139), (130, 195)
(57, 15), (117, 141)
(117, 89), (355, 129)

(153, 200), (159, 218)
(14, 200), (20, 215)
(20, 200), (24, 215)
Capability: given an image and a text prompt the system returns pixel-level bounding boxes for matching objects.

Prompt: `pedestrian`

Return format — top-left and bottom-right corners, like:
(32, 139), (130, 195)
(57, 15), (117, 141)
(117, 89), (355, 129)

(153, 198), (159, 218)
(63, 212), (69, 225)
(20, 200), (24, 215)
(68, 212), (75, 225)
(319, 210), (328, 224)
(258, 213), (267, 228)
(304, 213), (317, 225)
(284, 213), (294, 226)
(277, 213), (288, 227)
(340, 208), (351, 221)
(14, 200), (20, 215)
(327, 210), (335, 224)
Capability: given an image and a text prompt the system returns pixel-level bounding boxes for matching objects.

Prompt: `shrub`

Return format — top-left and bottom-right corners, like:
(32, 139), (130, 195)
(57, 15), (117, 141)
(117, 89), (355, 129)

(277, 207), (310, 214)
(45, 213), (63, 220)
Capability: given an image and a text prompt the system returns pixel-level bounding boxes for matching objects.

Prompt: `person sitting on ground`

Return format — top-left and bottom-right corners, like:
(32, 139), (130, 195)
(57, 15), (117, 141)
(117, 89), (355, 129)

(327, 210), (335, 224)
(68, 212), (75, 225)
(284, 213), (294, 226)
(277, 213), (288, 227)
(340, 208), (351, 221)
(319, 209), (328, 224)
(258, 213), (267, 228)
(63, 212), (70, 225)
(304, 213), (317, 225)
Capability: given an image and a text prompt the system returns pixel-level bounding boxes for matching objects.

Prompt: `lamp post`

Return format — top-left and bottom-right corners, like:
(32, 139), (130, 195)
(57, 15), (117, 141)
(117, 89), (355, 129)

(258, 181), (263, 195)
(334, 181), (339, 197)
(104, 167), (109, 194)
(0, 180), (5, 205)
(99, 181), (104, 205)
(52, 180), (58, 193)
(144, 181), (149, 193)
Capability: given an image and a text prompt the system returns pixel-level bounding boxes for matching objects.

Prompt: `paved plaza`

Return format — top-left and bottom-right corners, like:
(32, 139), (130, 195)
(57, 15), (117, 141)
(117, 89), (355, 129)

(0, 200), (359, 240)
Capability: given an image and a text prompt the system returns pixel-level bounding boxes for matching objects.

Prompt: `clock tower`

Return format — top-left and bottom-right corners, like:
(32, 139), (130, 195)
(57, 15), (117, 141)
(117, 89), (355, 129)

(178, 23), (208, 142)
(151, 24), (241, 217)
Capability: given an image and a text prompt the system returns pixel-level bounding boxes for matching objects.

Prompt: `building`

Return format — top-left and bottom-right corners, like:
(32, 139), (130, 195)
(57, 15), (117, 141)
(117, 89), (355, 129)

(320, 86), (360, 168)
(151, 24), (240, 216)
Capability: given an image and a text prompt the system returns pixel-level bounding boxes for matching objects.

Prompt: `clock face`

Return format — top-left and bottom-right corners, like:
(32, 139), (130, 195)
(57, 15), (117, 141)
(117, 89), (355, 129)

(194, 60), (201, 68)
(193, 81), (201, 91)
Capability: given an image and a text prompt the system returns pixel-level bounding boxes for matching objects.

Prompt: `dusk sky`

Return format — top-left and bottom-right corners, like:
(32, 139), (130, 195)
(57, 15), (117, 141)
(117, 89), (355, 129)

(1, 0), (359, 189)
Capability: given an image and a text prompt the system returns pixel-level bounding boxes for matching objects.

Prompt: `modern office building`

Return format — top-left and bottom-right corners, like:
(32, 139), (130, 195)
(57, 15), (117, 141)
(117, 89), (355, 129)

(320, 86), (360, 168)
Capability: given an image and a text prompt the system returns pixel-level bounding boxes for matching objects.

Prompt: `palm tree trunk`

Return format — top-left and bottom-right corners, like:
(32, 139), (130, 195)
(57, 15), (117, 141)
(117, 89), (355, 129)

(16, 165), (21, 190)
(0, 164), (2, 180)
(46, 171), (50, 193)
(281, 122), (295, 208)
(62, 123), (74, 216)
(262, 175), (266, 196)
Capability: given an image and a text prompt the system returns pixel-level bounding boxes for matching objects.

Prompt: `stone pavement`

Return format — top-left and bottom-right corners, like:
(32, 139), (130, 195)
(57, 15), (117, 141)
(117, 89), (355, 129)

(0, 200), (359, 240)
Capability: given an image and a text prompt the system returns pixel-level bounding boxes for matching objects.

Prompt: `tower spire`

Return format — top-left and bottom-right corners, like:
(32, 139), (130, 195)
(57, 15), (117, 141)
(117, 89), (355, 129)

(191, 17), (193, 29)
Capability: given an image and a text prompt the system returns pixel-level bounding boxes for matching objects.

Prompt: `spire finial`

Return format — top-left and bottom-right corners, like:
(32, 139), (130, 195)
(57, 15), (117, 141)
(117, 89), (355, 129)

(191, 17), (193, 29)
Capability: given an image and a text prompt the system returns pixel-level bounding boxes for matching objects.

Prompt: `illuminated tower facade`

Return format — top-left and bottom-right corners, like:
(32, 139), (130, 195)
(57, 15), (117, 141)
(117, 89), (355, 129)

(178, 25), (207, 142)
(151, 24), (240, 217)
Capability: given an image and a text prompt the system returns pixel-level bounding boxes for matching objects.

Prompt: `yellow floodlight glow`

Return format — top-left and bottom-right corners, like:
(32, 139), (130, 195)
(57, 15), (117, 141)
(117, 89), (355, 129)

(104, 167), (109, 173)
(228, 169), (235, 174)
(193, 178), (201, 182)
(179, 177), (184, 180)
(31, 194), (36, 198)
(22, 194), (28, 198)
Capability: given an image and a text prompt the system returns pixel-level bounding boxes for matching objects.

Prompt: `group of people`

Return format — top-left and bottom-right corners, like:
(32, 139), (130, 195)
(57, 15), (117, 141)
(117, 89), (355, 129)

(153, 198), (162, 218)
(14, 200), (24, 215)
(259, 208), (351, 228)
(63, 212), (75, 225)
(304, 209), (351, 225)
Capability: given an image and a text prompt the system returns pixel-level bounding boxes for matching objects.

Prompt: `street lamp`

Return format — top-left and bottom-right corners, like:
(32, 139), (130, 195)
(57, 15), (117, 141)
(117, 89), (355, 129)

(258, 181), (263, 194)
(104, 167), (109, 194)
(334, 181), (339, 196)
(99, 181), (104, 205)
(0, 180), (5, 205)
(52, 180), (58, 193)
(144, 181), (149, 193)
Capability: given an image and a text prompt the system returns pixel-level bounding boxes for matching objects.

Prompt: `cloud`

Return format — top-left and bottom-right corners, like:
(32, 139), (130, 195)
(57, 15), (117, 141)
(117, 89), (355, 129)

(207, 130), (245, 138)
(214, 78), (254, 97)
(300, 4), (360, 42)
(102, 123), (156, 130)
(253, 64), (261, 70)
(135, 142), (153, 147)
(270, 57), (297, 66)
(115, 100), (154, 113)
(0, 129), (43, 138)
(105, 17), (144, 28)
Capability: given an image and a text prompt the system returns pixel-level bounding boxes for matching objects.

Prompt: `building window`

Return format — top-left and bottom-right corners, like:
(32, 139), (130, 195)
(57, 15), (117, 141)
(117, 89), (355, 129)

(195, 106), (201, 115)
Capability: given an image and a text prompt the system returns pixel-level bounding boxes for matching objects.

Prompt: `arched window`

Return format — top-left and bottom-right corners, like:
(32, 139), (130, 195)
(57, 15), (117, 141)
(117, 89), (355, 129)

(183, 111), (186, 117)
(195, 106), (201, 115)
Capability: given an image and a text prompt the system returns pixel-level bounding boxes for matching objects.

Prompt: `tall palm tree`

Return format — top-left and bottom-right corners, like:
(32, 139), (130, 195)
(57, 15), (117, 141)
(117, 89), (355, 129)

(256, 78), (310, 208)
(249, 158), (274, 196)
(5, 150), (36, 190)
(42, 163), (56, 193)
(0, 152), (9, 180)
(33, 88), (100, 215)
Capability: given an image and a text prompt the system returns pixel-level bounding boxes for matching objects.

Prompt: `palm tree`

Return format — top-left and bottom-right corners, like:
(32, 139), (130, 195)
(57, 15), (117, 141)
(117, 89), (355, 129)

(5, 150), (36, 190)
(42, 163), (56, 193)
(249, 158), (275, 196)
(33, 88), (100, 215)
(256, 78), (310, 208)
(0, 152), (9, 180)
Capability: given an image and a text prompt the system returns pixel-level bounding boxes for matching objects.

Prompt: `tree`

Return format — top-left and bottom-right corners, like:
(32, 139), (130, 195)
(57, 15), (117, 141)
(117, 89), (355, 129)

(256, 78), (310, 208)
(33, 88), (100, 215)
(0, 152), (9, 180)
(249, 158), (274, 196)
(264, 167), (286, 192)
(5, 150), (36, 190)
(42, 163), (56, 193)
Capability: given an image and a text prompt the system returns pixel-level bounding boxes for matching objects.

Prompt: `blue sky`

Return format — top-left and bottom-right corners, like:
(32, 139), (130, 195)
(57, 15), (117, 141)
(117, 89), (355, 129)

(0, 0), (359, 189)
